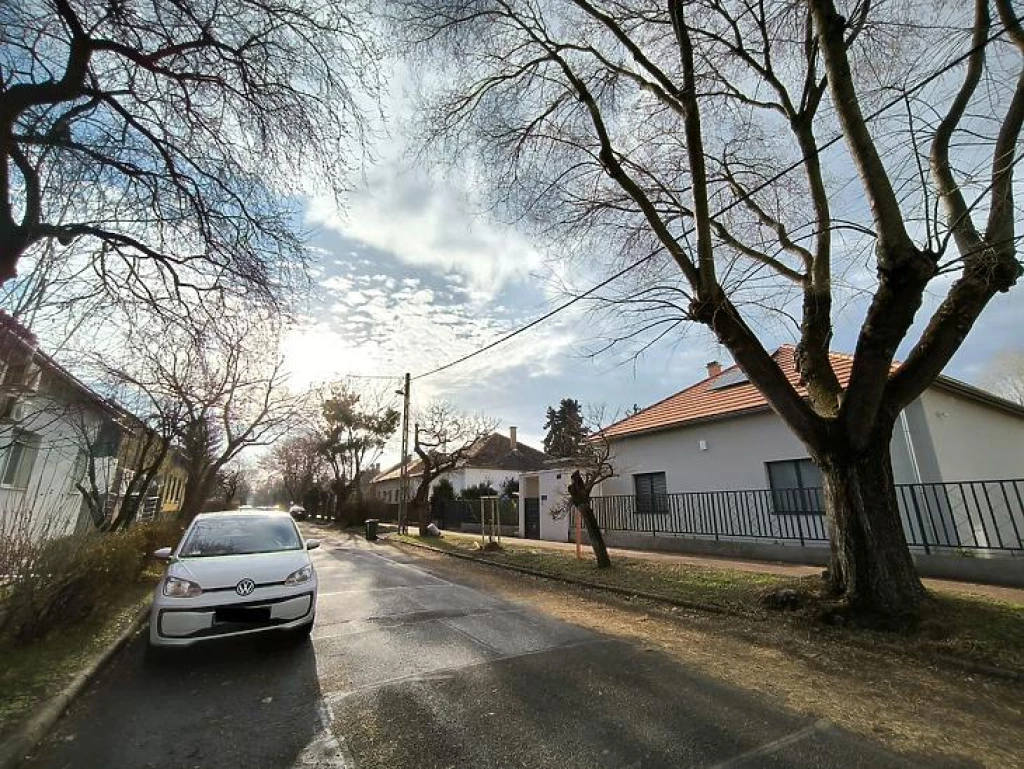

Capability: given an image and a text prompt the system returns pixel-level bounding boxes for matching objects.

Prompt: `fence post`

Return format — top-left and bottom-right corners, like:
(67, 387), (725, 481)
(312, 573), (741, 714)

(906, 488), (930, 554)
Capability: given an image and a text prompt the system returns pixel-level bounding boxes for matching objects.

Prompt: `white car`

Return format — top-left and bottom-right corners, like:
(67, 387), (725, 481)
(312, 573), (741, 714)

(149, 511), (319, 650)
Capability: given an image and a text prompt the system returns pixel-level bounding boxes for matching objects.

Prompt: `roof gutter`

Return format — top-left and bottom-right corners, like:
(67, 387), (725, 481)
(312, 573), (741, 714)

(933, 375), (1024, 418)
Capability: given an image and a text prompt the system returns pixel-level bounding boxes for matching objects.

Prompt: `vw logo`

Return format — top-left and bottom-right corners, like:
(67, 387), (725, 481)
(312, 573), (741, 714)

(235, 578), (256, 596)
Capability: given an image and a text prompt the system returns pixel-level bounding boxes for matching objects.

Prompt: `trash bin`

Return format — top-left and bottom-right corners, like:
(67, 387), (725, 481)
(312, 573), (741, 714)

(365, 518), (379, 541)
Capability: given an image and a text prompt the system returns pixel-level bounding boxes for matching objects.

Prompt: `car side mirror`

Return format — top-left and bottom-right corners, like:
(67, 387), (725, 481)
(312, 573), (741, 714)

(152, 547), (173, 560)
(306, 539), (320, 550)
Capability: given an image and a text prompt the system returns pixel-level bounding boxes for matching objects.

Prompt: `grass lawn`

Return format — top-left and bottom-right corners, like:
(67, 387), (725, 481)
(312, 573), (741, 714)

(391, 533), (1024, 673)
(0, 567), (161, 741)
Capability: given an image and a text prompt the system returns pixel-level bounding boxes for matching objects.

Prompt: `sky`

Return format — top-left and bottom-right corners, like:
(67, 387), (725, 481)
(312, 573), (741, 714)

(279, 146), (1023, 463)
(268, 40), (1024, 466)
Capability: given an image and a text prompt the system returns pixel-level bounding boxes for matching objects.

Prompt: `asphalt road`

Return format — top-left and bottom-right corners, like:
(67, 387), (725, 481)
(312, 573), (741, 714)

(24, 529), (924, 769)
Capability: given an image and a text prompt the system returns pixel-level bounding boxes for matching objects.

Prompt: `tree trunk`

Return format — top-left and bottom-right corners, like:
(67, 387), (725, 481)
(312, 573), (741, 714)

(819, 428), (927, 618)
(578, 502), (611, 569)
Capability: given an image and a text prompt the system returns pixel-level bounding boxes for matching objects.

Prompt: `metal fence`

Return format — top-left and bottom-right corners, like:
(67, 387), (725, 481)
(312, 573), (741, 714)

(591, 479), (1024, 554)
(438, 498), (519, 529)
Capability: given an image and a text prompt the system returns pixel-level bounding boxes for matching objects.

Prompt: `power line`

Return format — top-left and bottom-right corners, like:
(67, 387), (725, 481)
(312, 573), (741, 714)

(412, 16), (1020, 382)
(325, 373), (402, 381)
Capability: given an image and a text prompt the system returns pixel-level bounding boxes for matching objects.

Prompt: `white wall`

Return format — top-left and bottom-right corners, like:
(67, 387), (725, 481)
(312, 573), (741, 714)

(519, 467), (574, 542)
(373, 467), (520, 503)
(598, 409), (920, 497)
(0, 393), (115, 542)
(919, 388), (1024, 481)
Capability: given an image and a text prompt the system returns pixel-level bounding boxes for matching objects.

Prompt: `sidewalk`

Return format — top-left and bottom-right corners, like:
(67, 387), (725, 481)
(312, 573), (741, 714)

(438, 530), (1024, 604)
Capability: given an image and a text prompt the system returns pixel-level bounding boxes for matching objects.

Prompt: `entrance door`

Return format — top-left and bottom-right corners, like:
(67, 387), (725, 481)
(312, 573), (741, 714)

(524, 498), (541, 539)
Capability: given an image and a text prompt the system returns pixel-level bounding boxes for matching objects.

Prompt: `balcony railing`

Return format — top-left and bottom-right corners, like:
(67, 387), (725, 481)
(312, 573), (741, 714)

(592, 479), (1024, 553)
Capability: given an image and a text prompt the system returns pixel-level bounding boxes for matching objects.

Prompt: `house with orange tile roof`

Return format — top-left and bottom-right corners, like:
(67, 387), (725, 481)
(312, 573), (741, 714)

(522, 346), (1024, 552)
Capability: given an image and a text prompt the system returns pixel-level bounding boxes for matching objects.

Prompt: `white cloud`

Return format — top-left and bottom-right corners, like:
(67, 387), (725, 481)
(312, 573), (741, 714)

(305, 166), (543, 297)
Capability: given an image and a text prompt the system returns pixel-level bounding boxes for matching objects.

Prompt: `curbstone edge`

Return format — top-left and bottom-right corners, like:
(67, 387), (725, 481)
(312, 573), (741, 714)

(0, 597), (152, 769)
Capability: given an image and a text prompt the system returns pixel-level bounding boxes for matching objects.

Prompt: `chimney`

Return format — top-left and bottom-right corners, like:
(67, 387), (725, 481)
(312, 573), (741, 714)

(706, 361), (722, 378)
(509, 426), (518, 451)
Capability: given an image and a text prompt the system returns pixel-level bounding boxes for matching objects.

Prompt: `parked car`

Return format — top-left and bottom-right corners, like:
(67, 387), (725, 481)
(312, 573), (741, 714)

(288, 503), (307, 520)
(148, 511), (319, 652)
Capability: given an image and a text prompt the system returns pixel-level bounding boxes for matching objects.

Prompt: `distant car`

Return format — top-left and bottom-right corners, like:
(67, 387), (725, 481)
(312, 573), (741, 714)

(288, 504), (307, 520)
(148, 511), (319, 651)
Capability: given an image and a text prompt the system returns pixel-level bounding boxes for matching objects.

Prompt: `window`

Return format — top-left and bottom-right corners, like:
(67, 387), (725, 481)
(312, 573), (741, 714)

(68, 449), (89, 494)
(634, 472), (668, 514)
(766, 459), (823, 514)
(180, 515), (302, 557)
(0, 430), (41, 489)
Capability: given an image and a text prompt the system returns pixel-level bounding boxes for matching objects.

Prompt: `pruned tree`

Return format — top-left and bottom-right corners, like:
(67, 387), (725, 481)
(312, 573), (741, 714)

(556, 409), (616, 568)
(0, 0), (376, 305)
(392, 1), (1024, 617)
(316, 382), (400, 520)
(412, 401), (497, 536)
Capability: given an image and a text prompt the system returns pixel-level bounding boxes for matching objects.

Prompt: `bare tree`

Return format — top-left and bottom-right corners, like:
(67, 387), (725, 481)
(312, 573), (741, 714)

(392, 1), (1024, 617)
(0, 0), (376, 301)
(265, 431), (325, 508)
(983, 350), (1024, 405)
(103, 312), (300, 521)
(412, 402), (497, 536)
(215, 460), (251, 508)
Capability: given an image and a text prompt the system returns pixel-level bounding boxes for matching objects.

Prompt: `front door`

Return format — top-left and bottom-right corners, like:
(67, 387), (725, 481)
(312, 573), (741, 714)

(524, 498), (541, 539)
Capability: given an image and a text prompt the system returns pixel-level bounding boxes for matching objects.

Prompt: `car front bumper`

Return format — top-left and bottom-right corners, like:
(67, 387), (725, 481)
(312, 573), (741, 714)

(149, 586), (317, 647)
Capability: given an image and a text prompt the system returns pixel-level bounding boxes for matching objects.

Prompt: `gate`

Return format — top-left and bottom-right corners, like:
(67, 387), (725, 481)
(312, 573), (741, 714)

(524, 497), (540, 539)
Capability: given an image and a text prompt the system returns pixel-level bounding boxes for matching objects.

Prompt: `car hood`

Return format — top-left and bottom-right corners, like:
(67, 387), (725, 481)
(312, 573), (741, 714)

(169, 549), (311, 590)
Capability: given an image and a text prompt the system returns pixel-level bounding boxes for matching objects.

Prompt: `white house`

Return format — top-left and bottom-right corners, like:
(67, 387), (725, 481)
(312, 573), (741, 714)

(0, 311), (188, 543)
(520, 346), (1024, 552)
(370, 427), (550, 503)
(0, 314), (123, 541)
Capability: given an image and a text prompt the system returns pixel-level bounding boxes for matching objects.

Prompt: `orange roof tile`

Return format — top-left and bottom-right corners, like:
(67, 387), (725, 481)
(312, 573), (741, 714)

(603, 345), (853, 439)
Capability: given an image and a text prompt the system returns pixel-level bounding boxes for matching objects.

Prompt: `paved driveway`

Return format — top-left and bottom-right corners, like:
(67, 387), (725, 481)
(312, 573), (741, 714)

(24, 530), (921, 768)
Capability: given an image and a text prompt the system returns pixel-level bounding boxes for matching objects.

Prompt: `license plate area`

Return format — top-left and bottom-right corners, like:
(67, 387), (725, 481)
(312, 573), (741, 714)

(215, 606), (271, 624)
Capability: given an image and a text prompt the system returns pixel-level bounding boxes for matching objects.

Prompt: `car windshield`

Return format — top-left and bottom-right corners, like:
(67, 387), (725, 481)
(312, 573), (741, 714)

(179, 516), (303, 557)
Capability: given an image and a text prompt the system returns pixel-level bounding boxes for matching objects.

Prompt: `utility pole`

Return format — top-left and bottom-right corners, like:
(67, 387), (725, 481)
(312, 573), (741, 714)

(397, 372), (411, 534)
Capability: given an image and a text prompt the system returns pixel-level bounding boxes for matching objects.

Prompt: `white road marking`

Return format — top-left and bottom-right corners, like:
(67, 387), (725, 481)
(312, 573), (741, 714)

(293, 697), (357, 768)
(706, 719), (833, 768)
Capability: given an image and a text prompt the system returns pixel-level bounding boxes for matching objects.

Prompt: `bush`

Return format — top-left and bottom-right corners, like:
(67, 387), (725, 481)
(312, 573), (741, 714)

(340, 498), (394, 527)
(0, 519), (181, 644)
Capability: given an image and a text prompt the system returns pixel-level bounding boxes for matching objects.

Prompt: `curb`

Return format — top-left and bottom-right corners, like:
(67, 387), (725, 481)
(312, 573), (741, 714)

(387, 536), (1024, 684)
(385, 536), (752, 619)
(0, 598), (152, 769)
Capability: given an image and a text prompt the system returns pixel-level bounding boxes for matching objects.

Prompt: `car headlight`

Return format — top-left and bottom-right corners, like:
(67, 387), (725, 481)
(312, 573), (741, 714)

(163, 576), (203, 597)
(285, 565), (313, 585)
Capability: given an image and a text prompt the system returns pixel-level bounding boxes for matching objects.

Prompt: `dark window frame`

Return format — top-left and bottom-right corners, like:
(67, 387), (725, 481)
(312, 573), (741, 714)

(633, 471), (669, 515)
(0, 429), (41, 489)
(766, 458), (824, 515)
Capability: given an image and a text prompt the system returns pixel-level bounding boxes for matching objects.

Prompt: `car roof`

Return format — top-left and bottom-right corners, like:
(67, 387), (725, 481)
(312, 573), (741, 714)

(192, 509), (292, 520)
